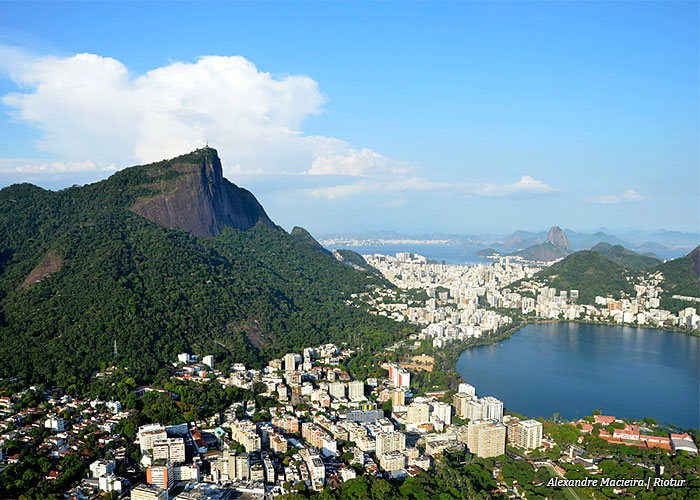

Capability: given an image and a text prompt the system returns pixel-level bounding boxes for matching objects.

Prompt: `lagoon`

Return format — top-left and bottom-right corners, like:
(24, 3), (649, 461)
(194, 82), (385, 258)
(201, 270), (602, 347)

(455, 323), (700, 429)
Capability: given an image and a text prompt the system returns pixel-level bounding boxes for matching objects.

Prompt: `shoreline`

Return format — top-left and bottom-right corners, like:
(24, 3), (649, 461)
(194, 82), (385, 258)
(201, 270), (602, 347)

(446, 320), (697, 430)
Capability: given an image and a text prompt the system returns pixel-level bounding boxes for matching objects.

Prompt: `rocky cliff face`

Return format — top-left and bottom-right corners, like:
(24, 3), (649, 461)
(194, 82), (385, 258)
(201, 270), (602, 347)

(130, 148), (273, 237)
(547, 225), (571, 251)
(511, 225), (572, 262)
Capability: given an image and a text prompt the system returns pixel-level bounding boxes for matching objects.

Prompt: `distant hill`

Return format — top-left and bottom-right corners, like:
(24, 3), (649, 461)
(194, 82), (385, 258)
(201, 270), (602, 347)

(511, 226), (572, 261)
(591, 242), (661, 271)
(333, 249), (380, 274)
(513, 241), (571, 262)
(290, 226), (332, 256)
(502, 230), (544, 250)
(635, 241), (669, 251)
(0, 148), (407, 388)
(565, 230), (632, 251)
(649, 230), (700, 248)
(476, 248), (501, 257)
(534, 250), (634, 304)
(503, 228), (632, 252)
(655, 246), (700, 312)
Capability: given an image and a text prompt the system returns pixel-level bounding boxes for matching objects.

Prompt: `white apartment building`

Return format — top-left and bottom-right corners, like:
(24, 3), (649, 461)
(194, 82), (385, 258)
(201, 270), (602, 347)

(130, 484), (167, 500)
(152, 438), (185, 463)
(431, 401), (452, 426)
(89, 459), (115, 478)
(517, 419), (543, 450)
(407, 402), (430, 425)
(466, 420), (506, 458)
(376, 431), (406, 456)
(348, 380), (364, 400)
(137, 424), (167, 453)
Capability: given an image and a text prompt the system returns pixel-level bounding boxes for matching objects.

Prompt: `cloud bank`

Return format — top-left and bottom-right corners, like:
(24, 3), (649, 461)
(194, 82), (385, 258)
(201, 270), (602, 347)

(0, 46), (558, 203)
(587, 189), (646, 204)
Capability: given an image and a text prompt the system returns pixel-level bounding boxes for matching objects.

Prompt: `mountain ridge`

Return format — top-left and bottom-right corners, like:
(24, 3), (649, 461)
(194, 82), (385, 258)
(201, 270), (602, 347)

(0, 149), (408, 387)
(591, 242), (662, 271)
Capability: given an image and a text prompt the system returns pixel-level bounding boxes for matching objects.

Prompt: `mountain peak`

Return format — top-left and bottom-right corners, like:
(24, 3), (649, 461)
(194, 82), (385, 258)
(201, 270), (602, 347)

(547, 225), (571, 251)
(290, 226), (332, 256)
(130, 148), (273, 237)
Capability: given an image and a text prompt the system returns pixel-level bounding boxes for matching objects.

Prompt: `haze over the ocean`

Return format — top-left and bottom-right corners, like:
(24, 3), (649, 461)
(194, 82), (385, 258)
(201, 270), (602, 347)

(0, 2), (697, 234)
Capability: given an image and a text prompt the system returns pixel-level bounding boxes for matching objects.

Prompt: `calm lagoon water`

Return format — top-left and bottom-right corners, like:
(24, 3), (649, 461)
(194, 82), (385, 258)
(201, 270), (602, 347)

(456, 323), (700, 429)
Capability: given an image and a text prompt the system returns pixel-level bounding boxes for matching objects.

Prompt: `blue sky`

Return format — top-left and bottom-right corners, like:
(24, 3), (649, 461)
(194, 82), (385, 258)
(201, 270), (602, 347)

(0, 1), (697, 235)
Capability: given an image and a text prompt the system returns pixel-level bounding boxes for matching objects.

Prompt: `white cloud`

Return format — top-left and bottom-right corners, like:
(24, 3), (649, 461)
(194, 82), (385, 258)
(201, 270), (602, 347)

(310, 181), (370, 199)
(306, 146), (410, 177)
(587, 189), (647, 204)
(477, 175), (556, 197)
(0, 159), (115, 174)
(0, 46), (559, 205)
(309, 174), (554, 200)
(588, 194), (621, 204)
(622, 189), (645, 201)
(0, 48), (328, 173)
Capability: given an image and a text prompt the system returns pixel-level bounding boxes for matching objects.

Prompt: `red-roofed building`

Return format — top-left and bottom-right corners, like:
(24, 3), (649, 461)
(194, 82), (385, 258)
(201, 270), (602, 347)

(593, 415), (616, 425)
(46, 471), (64, 480)
(576, 421), (594, 433)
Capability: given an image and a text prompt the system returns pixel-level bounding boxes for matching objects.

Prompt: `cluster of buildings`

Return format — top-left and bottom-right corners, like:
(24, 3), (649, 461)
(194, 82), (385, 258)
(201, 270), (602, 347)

(0, 388), (134, 497)
(507, 272), (699, 330)
(2, 252), (697, 499)
(575, 415), (698, 454)
(131, 344), (548, 498)
(362, 251), (698, 332)
(361, 254), (541, 346)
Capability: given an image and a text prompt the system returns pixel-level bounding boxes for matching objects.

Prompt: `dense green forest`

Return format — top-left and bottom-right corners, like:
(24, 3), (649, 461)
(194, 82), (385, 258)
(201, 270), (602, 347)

(512, 246), (699, 314)
(533, 250), (634, 304)
(591, 242), (662, 271)
(335, 249), (380, 274)
(0, 150), (413, 390)
(655, 248), (700, 313)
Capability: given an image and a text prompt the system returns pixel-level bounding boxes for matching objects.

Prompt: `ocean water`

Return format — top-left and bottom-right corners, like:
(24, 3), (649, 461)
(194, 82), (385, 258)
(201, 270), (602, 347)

(326, 243), (493, 265)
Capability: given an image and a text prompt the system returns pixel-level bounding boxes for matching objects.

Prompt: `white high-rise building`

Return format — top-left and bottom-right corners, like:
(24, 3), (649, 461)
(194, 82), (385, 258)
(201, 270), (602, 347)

(466, 420), (506, 458)
(89, 459), (115, 478)
(431, 401), (452, 426)
(45, 416), (64, 432)
(376, 431), (406, 456)
(458, 383), (476, 396)
(98, 474), (123, 494)
(480, 396), (504, 422)
(202, 355), (214, 368)
(138, 424), (167, 453)
(407, 402), (430, 425)
(329, 381), (347, 399)
(284, 353), (301, 371)
(517, 419), (543, 450)
(153, 438), (186, 463)
(235, 453), (250, 480)
(464, 400), (487, 421)
(348, 380), (364, 400)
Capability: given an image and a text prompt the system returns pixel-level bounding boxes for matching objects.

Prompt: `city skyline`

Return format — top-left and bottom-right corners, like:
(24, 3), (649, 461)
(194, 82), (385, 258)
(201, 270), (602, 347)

(0, 1), (697, 235)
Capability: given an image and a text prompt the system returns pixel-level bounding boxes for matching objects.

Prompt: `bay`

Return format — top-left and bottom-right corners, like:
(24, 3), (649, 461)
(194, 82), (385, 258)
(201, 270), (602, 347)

(455, 323), (700, 429)
(326, 243), (492, 265)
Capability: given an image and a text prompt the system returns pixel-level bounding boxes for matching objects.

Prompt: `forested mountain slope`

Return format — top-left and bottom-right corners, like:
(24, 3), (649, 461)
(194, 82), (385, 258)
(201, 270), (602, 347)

(0, 149), (409, 388)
